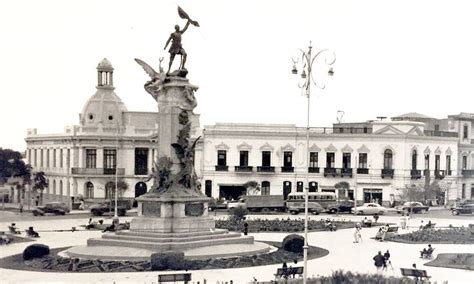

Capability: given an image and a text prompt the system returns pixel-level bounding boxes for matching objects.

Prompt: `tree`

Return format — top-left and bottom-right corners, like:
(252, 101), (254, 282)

(32, 171), (48, 205)
(0, 148), (31, 202)
(243, 180), (260, 195)
(116, 180), (129, 198)
(334, 181), (350, 200)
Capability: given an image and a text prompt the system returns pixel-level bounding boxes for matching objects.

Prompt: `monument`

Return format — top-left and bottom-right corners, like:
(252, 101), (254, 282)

(63, 7), (271, 261)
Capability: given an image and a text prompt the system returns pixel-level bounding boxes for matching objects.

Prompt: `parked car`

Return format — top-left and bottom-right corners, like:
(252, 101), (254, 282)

(327, 200), (355, 214)
(90, 202), (127, 216)
(351, 203), (387, 215)
(208, 198), (228, 211)
(395, 202), (429, 214)
(452, 203), (474, 215)
(33, 202), (70, 216)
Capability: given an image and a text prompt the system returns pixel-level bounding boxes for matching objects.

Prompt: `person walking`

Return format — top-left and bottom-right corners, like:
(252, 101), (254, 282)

(353, 223), (362, 243)
(373, 251), (385, 273)
(383, 250), (392, 271)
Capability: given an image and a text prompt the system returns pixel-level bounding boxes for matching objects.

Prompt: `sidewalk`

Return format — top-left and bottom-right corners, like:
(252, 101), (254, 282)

(0, 202), (137, 215)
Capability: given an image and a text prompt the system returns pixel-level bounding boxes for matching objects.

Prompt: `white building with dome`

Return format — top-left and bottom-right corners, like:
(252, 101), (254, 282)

(25, 59), (162, 206)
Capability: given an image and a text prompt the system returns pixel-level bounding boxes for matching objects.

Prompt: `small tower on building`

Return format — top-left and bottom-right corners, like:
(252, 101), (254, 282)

(97, 58), (114, 89)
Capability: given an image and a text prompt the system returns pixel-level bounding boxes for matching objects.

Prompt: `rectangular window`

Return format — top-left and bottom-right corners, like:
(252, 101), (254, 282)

(342, 153), (351, 169)
(66, 149), (70, 168)
(435, 155), (440, 171)
(34, 149), (37, 166)
(359, 153), (368, 168)
(205, 180), (212, 197)
(425, 154), (430, 170)
(283, 152), (293, 167)
(462, 156), (467, 170)
(135, 148), (149, 175)
(86, 149), (97, 168)
(217, 150), (227, 166)
(326, 153), (335, 168)
(434, 124), (440, 132)
(446, 155), (451, 174)
(309, 152), (318, 167)
(104, 149), (117, 169)
(471, 185), (474, 199)
(463, 125), (468, 139)
(462, 184), (466, 199)
(46, 149), (50, 167)
(296, 181), (303, 192)
(53, 149), (56, 167)
(59, 149), (63, 168)
(239, 151), (249, 166)
(40, 149), (44, 167)
(262, 151), (271, 167)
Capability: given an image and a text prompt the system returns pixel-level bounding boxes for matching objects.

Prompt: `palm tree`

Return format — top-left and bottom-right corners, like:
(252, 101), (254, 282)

(32, 171), (48, 205)
(243, 180), (260, 195)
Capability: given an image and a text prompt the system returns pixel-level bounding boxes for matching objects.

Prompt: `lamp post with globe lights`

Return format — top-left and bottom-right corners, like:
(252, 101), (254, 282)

(291, 41), (336, 284)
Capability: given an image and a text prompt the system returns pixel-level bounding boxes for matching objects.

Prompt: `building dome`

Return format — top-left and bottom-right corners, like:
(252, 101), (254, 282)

(80, 59), (126, 127)
(97, 58), (114, 71)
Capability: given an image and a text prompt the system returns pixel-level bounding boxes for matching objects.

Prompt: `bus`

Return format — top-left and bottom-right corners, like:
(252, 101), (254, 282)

(286, 192), (337, 214)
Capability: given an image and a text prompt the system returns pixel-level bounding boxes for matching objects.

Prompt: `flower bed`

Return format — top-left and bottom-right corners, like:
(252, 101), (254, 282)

(0, 242), (329, 272)
(425, 253), (474, 270)
(386, 227), (474, 244)
(216, 218), (356, 232)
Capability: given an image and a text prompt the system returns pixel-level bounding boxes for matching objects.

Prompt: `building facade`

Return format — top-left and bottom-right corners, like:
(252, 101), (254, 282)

(197, 113), (474, 206)
(25, 59), (160, 205)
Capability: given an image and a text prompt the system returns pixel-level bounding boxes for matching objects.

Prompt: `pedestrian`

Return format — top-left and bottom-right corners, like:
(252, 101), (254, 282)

(243, 222), (248, 236)
(35, 196), (39, 206)
(19, 202), (23, 214)
(373, 213), (379, 223)
(400, 212), (406, 229)
(353, 224), (362, 243)
(383, 250), (392, 270)
(373, 251), (385, 273)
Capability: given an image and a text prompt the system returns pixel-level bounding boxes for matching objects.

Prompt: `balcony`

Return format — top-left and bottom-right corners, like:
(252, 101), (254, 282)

(281, 166), (294, 173)
(257, 166), (275, 173)
(215, 165), (229, 171)
(435, 170), (445, 180)
(71, 168), (125, 175)
(410, 169), (422, 179)
(357, 168), (369, 174)
(134, 168), (148, 176)
(341, 168), (353, 178)
(462, 169), (474, 177)
(308, 167), (320, 173)
(324, 167), (337, 177)
(234, 166), (253, 173)
(381, 169), (394, 179)
(423, 130), (458, 137)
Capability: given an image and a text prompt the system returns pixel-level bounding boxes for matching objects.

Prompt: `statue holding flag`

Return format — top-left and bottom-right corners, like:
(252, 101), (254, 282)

(164, 6), (200, 74)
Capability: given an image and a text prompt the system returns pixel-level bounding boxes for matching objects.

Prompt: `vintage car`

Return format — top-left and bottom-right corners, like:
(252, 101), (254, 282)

(350, 203), (387, 215)
(33, 202), (70, 216)
(327, 200), (355, 214)
(395, 202), (429, 214)
(452, 203), (474, 215)
(90, 202), (127, 216)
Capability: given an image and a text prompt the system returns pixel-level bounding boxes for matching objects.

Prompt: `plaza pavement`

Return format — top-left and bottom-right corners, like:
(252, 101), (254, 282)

(0, 213), (473, 284)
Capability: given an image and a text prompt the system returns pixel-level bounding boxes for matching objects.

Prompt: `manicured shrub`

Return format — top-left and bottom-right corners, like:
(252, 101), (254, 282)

(22, 244), (50, 260)
(151, 251), (185, 270)
(229, 206), (248, 222)
(282, 234), (305, 253)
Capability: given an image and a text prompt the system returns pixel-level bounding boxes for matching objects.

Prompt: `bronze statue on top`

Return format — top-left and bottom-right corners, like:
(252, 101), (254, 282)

(164, 6), (199, 74)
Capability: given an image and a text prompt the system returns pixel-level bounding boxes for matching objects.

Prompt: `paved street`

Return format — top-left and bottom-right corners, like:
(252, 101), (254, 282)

(1, 209), (473, 284)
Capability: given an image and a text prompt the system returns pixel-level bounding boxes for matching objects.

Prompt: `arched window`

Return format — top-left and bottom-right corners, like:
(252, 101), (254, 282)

(59, 180), (63, 196)
(309, 181), (318, 192)
(105, 181), (115, 199)
(283, 181), (292, 200)
(411, 150), (417, 170)
(383, 149), (393, 169)
(85, 182), (94, 199)
(261, 181), (270, 195)
(296, 181), (304, 192)
(134, 182), (147, 198)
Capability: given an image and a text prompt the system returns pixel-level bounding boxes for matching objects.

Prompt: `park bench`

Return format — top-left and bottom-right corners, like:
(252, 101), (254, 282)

(274, 266), (304, 279)
(386, 226), (399, 233)
(158, 273), (192, 283)
(400, 268), (431, 281)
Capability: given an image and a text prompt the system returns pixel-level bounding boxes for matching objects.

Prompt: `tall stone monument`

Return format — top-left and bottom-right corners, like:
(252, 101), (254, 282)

(64, 8), (271, 260)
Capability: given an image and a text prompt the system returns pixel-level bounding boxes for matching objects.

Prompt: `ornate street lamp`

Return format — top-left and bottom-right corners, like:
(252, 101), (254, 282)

(292, 41), (335, 284)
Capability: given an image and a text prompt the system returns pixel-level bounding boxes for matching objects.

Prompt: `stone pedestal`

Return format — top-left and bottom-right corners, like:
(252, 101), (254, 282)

(131, 195), (214, 233)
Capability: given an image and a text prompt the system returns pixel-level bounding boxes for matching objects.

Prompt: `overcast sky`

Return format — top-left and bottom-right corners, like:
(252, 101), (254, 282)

(1, 0), (473, 151)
